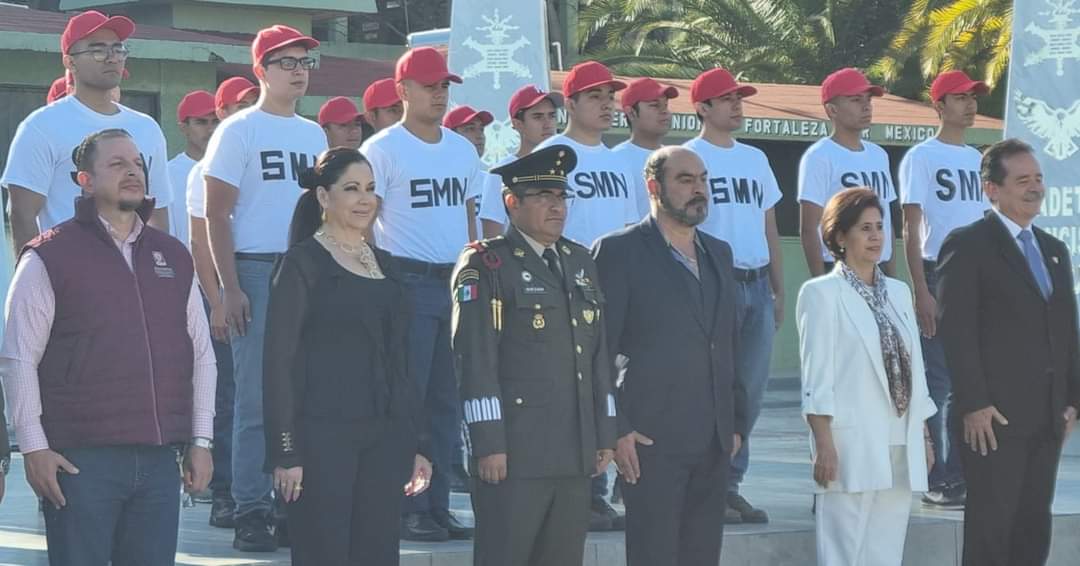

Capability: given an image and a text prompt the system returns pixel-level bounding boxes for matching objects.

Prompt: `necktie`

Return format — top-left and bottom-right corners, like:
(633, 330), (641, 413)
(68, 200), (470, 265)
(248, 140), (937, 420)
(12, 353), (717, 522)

(1018, 230), (1051, 299)
(542, 248), (563, 283)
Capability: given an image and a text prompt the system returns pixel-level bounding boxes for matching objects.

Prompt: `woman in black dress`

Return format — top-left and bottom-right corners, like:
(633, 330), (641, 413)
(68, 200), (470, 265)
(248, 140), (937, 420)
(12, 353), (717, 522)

(263, 147), (432, 565)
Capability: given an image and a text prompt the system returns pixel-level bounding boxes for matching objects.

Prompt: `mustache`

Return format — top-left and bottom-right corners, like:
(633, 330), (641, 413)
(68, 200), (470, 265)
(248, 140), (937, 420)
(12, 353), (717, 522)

(687, 196), (707, 206)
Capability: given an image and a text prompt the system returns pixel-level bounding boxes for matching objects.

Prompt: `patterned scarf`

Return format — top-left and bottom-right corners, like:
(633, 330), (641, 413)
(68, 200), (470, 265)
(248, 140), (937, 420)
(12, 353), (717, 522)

(839, 262), (912, 416)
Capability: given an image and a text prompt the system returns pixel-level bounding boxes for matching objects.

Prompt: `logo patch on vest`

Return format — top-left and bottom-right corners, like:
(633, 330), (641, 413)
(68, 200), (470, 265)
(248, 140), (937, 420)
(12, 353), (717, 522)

(152, 251), (175, 278)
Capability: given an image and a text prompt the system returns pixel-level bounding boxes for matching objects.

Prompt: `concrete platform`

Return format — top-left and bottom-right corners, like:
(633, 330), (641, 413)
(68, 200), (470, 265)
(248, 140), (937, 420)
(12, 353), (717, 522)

(2, 379), (1079, 565)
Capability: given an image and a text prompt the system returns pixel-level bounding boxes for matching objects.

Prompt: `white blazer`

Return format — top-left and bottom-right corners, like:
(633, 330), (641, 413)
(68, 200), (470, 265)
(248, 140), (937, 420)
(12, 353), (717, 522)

(796, 270), (937, 494)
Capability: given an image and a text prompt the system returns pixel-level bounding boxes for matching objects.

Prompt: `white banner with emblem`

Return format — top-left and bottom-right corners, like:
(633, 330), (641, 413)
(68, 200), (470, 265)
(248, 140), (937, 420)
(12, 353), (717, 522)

(446, 0), (551, 166)
(1005, 0), (1080, 297)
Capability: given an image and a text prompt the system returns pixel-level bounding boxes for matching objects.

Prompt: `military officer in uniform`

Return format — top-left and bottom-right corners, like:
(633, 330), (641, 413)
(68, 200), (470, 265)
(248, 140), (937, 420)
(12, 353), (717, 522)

(451, 145), (617, 566)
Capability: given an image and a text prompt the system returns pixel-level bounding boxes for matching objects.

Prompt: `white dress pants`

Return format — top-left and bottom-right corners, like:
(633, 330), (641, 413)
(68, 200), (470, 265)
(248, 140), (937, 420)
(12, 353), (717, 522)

(815, 446), (912, 566)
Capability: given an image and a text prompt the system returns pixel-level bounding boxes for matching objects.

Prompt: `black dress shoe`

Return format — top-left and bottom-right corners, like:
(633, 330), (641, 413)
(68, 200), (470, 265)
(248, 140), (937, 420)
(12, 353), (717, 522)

(727, 493), (769, 524)
(431, 509), (473, 540)
(209, 494), (236, 529)
(401, 512), (450, 542)
(233, 513), (278, 552)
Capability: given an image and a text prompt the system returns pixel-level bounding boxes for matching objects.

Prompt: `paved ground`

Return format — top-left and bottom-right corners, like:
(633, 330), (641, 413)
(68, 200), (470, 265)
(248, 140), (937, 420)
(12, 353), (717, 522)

(1, 378), (1078, 565)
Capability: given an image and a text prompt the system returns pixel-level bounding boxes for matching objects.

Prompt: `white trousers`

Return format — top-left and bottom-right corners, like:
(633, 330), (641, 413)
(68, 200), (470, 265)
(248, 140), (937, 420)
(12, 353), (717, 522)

(815, 446), (912, 566)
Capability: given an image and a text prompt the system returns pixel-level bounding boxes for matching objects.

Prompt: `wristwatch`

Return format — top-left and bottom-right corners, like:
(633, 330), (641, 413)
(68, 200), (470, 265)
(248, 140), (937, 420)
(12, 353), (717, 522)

(191, 437), (214, 450)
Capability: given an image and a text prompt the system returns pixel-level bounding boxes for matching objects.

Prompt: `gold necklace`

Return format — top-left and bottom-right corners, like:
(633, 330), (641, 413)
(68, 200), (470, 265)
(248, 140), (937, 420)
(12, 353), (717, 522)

(317, 230), (384, 277)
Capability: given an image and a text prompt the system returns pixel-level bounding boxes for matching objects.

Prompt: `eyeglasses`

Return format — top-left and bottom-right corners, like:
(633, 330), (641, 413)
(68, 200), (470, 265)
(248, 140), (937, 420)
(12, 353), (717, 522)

(521, 190), (570, 205)
(264, 56), (317, 71)
(69, 43), (130, 62)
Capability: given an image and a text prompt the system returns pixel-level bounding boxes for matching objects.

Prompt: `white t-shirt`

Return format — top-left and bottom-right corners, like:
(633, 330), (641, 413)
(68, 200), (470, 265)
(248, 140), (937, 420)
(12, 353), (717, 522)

(186, 160), (207, 219)
(167, 152), (197, 248)
(685, 138), (783, 269)
(535, 134), (639, 247)
(899, 138), (989, 261)
(1, 96), (172, 231)
(361, 124), (484, 263)
(477, 153), (517, 228)
(611, 140), (653, 221)
(797, 137), (898, 262)
(202, 107), (327, 254)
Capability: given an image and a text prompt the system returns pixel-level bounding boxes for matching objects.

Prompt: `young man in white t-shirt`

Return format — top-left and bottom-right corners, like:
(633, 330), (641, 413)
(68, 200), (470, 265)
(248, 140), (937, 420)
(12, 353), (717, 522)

(684, 67), (783, 525)
(478, 84), (562, 237)
(169, 90), (218, 247)
(363, 78), (404, 132)
(360, 46), (482, 543)
(901, 70), (990, 509)
(1, 11), (172, 253)
(318, 96), (364, 149)
(202, 25), (327, 552)
(798, 68), (897, 276)
(182, 75), (258, 531)
(613, 77), (678, 217)
(535, 61), (638, 248)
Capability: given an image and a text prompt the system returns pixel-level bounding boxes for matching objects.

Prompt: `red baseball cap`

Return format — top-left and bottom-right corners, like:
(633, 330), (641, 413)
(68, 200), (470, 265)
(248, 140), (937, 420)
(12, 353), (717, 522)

(251, 25), (319, 66)
(61, 11), (135, 55)
(690, 68), (757, 104)
(396, 47), (462, 85)
(562, 61), (627, 98)
(930, 70), (990, 102)
(318, 97), (363, 126)
(177, 90), (216, 122)
(820, 68), (885, 104)
(363, 78), (400, 111)
(46, 76), (70, 104)
(621, 78), (679, 110)
(443, 105), (494, 129)
(215, 76), (259, 109)
(508, 84), (563, 117)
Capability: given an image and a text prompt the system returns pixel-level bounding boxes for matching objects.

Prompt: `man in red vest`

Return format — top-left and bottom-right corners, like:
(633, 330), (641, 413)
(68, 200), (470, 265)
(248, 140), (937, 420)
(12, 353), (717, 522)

(0, 128), (217, 563)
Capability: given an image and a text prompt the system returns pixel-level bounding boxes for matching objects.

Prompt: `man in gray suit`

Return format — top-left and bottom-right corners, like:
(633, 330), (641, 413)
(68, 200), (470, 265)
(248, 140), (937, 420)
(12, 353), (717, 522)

(593, 146), (746, 565)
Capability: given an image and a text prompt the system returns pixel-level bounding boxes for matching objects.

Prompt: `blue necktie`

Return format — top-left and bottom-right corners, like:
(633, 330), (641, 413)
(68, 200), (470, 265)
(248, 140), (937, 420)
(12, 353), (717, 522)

(1018, 230), (1051, 299)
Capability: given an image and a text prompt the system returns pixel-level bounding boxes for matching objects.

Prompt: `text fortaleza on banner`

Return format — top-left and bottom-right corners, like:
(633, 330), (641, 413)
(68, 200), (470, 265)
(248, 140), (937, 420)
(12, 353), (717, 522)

(1006, 0), (1080, 296)
(447, 0), (552, 166)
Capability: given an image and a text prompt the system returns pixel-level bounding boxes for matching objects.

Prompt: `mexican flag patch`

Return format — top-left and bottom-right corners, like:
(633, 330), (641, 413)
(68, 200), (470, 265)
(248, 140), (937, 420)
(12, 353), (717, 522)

(456, 283), (478, 303)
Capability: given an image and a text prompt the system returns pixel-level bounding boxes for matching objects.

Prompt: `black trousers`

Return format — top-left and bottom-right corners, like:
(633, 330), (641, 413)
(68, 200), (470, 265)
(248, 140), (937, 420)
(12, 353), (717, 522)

(623, 435), (729, 566)
(471, 475), (591, 566)
(289, 418), (415, 566)
(960, 427), (1063, 566)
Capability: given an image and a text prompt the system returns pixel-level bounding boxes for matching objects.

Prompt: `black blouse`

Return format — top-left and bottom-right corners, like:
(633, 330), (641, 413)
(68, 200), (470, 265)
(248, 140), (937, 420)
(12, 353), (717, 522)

(262, 237), (429, 471)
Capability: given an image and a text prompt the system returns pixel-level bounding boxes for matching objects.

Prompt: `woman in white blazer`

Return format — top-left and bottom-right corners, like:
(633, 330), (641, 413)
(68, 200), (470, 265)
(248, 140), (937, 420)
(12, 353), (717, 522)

(796, 188), (937, 566)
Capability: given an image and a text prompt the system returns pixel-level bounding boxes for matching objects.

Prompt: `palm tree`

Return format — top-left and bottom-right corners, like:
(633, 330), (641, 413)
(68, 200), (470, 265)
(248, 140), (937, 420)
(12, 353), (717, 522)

(577, 0), (905, 84)
(873, 0), (1013, 93)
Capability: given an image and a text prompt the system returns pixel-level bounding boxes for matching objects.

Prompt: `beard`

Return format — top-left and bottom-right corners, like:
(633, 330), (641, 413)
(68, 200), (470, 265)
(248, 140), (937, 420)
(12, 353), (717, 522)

(117, 197), (143, 212)
(659, 187), (708, 227)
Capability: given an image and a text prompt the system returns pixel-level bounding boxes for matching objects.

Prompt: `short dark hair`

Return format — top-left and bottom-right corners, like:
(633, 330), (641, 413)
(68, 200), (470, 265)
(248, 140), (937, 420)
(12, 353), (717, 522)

(821, 187), (883, 260)
(981, 138), (1035, 186)
(73, 128), (133, 173)
(643, 148), (670, 183)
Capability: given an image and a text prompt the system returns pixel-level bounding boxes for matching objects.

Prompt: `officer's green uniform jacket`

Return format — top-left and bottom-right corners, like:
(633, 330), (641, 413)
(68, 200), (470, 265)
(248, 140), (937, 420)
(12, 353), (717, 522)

(450, 225), (617, 478)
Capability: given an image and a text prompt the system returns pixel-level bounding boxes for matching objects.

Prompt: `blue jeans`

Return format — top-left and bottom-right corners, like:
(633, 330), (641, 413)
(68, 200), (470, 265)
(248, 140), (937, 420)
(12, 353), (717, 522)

(923, 264), (964, 489)
(400, 272), (459, 515)
(230, 258), (275, 518)
(44, 445), (181, 566)
(728, 275), (775, 493)
(202, 296), (235, 498)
